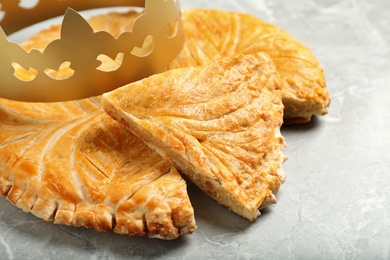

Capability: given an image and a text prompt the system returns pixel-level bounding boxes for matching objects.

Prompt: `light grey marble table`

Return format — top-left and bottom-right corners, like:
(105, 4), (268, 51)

(1, 0), (390, 259)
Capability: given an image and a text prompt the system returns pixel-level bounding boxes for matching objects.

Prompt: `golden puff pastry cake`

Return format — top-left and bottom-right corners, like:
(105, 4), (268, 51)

(169, 9), (330, 123)
(1, 10), (196, 240)
(102, 52), (287, 221)
(0, 97), (196, 239)
(19, 9), (329, 123)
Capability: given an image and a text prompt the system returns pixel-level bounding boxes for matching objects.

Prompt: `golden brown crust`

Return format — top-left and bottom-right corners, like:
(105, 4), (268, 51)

(168, 9), (330, 123)
(0, 97), (196, 239)
(102, 52), (286, 221)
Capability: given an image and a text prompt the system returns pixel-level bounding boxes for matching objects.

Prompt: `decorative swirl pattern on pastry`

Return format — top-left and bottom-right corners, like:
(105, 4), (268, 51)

(0, 97), (196, 239)
(169, 9), (330, 123)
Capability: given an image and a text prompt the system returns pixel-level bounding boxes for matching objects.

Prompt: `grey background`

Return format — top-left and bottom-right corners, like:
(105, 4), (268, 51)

(1, 0), (390, 259)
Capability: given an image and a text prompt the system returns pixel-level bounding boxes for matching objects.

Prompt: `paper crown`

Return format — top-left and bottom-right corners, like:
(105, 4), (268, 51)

(0, 0), (184, 102)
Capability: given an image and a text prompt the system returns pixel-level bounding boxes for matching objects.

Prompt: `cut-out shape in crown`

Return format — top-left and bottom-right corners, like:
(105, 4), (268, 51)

(0, 0), (184, 102)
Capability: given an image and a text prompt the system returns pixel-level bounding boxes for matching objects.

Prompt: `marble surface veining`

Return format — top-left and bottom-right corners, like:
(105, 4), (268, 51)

(1, 0), (390, 259)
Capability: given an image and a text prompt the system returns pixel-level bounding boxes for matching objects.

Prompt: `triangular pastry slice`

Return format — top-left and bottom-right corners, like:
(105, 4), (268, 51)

(102, 53), (286, 221)
(0, 97), (196, 239)
(169, 9), (330, 123)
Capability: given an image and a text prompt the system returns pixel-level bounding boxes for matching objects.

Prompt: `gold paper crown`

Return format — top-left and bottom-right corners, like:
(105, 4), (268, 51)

(0, 0), (183, 102)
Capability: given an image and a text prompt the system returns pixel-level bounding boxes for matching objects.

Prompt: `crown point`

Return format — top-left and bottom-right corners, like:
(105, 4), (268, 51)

(61, 8), (94, 38)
